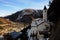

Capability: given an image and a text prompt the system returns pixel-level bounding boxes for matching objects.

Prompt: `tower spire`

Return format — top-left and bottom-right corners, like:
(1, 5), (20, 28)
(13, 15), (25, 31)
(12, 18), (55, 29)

(44, 6), (47, 10)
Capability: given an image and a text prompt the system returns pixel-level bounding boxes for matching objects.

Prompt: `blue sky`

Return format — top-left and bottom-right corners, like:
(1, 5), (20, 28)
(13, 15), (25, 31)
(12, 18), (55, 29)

(0, 0), (49, 17)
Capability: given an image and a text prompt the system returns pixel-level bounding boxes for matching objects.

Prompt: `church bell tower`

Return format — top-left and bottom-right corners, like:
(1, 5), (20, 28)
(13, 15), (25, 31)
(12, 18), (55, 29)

(43, 6), (47, 22)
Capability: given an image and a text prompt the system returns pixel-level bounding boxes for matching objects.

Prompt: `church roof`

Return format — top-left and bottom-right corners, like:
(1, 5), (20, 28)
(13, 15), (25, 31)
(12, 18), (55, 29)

(31, 18), (44, 27)
(31, 18), (50, 27)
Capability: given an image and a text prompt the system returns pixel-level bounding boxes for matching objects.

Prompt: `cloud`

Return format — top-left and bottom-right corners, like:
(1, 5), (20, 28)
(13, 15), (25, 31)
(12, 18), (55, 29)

(0, 10), (12, 17)
(0, 0), (15, 5)
(16, 0), (49, 9)
(0, 0), (49, 9)
(0, 0), (49, 17)
(2, 4), (20, 10)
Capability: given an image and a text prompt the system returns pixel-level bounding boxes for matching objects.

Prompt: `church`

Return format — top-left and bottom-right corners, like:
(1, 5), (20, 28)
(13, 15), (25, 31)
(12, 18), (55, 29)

(26, 6), (51, 40)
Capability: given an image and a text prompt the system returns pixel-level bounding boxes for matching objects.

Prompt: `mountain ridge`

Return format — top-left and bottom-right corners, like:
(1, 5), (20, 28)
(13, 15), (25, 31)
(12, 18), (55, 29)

(4, 9), (43, 23)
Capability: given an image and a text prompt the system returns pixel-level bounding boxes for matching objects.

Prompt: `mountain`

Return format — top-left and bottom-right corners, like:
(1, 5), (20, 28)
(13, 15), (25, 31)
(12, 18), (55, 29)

(4, 10), (22, 21)
(4, 9), (43, 23)
(0, 17), (11, 24)
(0, 17), (28, 35)
(0, 9), (43, 35)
